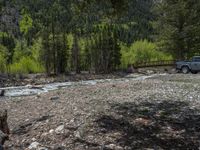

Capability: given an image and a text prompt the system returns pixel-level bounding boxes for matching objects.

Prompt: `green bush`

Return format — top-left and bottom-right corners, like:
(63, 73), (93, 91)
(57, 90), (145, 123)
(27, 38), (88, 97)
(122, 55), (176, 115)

(121, 40), (172, 68)
(10, 56), (45, 74)
(0, 45), (7, 73)
(9, 39), (45, 74)
(0, 54), (6, 73)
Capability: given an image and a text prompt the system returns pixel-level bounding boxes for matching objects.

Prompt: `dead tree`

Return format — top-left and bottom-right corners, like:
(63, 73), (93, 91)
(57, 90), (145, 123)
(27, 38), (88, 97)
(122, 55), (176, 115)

(0, 110), (9, 145)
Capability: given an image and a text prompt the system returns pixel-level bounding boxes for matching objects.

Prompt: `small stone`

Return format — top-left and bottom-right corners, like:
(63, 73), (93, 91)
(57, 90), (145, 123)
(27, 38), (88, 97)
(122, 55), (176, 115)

(106, 144), (115, 149)
(74, 131), (81, 139)
(106, 144), (123, 150)
(28, 142), (40, 149)
(55, 125), (64, 134)
(37, 147), (48, 150)
(50, 96), (59, 101)
(41, 132), (48, 137)
(49, 129), (54, 134)
(22, 139), (26, 143)
(36, 94), (41, 98)
(112, 85), (116, 87)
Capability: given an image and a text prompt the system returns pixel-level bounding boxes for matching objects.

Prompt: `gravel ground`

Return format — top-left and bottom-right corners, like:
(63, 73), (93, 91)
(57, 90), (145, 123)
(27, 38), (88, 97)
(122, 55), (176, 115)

(1, 74), (200, 150)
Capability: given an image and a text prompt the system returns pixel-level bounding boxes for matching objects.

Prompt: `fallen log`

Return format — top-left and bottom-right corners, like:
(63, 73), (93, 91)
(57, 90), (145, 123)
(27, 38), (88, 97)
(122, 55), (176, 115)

(0, 110), (9, 146)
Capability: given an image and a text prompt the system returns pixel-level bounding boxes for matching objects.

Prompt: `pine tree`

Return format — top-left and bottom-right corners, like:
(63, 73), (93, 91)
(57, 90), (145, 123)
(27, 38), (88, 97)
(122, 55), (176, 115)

(155, 0), (200, 59)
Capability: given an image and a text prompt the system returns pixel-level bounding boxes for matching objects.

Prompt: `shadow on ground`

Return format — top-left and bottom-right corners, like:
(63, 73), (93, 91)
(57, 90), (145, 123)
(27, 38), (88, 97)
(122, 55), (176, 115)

(95, 100), (200, 149)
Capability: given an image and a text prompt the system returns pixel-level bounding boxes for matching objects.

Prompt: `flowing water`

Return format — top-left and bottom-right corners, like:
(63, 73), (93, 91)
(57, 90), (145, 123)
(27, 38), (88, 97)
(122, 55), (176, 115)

(0, 74), (166, 97)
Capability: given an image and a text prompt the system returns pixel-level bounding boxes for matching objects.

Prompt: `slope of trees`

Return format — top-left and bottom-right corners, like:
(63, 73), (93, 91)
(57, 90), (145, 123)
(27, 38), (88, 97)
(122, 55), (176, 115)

(155, 0), (200, 59)
(0, 0), (199, 74)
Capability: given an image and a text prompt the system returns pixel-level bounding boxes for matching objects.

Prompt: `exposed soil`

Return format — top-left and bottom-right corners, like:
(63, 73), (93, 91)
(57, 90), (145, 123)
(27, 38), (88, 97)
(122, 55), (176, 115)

(1, 73), (200, 150)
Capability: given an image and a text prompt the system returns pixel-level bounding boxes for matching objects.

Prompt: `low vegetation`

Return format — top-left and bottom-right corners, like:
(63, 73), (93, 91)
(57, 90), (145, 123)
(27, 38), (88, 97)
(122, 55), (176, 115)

(121, 40), (172, 68)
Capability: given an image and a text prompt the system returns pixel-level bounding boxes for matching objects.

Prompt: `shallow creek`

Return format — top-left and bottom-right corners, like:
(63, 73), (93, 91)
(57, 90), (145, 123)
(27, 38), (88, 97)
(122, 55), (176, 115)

(0, 74), (166, 97)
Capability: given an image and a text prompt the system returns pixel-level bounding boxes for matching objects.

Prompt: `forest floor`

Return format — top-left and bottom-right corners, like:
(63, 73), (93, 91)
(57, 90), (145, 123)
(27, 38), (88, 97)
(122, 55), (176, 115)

(1, 73), (200, 150)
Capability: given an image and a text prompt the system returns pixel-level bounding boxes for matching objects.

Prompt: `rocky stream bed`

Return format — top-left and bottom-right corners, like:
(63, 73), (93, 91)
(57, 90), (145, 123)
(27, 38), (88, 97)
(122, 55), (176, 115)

(0, 73), (200, 150)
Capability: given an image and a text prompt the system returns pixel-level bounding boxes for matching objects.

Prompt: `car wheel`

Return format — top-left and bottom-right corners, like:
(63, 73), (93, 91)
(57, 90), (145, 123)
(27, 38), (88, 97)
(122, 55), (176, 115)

(191, 71), (198, 74)
(181, 66), (190, 74)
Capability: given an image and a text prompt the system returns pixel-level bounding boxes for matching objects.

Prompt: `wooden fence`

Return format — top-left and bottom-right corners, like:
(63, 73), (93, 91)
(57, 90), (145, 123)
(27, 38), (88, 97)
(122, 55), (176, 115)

(133, 60), (176, 68)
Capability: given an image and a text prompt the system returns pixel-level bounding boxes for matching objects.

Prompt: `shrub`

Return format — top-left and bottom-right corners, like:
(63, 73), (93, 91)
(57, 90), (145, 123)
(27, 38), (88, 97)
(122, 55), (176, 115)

(121, 40), (172, 68)
(0, 54), (6, 73)
(10, 39), (45, 74)
(10, 56), (45, 74)
(0, 45), (7, 73)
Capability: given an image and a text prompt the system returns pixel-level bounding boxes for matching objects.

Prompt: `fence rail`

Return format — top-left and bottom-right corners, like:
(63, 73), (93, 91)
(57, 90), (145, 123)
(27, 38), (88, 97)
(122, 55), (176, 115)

(133, 60), (176, 68)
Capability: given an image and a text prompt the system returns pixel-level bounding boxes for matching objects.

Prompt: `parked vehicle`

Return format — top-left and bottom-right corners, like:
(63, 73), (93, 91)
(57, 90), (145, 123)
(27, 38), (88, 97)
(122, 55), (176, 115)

(176, 56), (200, 74)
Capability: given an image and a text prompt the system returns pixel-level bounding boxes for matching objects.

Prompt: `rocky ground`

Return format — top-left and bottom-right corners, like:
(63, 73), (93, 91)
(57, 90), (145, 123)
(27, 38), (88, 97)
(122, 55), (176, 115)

(1, 73), (200, 150)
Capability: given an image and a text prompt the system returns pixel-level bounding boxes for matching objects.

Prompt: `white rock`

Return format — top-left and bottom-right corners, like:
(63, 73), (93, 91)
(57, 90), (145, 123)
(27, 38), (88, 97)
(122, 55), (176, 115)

(41, 132), (48, 136)
(106, 144), (123, 150)
(28, 142), (40, 149)
(55, 125), (64, 134)
(74, 131), (81, 139)
(49, 129), (54, 134)
(37, 147), (48, 150)
(22, 139), (26, 143)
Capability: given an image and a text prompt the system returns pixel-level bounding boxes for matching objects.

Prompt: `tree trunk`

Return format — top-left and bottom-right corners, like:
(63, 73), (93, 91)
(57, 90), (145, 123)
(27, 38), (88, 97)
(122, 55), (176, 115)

(0, 110), (9, 145)
(51, 15), (57, 75)
(72, 34), (81, 74)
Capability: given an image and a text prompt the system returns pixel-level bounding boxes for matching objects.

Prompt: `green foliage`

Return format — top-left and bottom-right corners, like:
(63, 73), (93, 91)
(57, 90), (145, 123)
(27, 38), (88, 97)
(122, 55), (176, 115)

(0, 32), (15, 64)
(0, 45), (7, 73)
(19, 10), (33, 35)
(2, 0), (200, 74)
(121, 40), (172, 68)
(155, 0), (200, 59)
(0, 39), (43, 74)
(0, 54), (6, 73)
(12, 41), (30, 62)
(91, 27), (121, 73)
(10, 39), (44, 74)
(10, 56), (44, 74)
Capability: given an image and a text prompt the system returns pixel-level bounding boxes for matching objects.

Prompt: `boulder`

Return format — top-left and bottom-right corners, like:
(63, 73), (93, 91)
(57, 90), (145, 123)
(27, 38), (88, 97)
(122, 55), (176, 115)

(0, 90), (5, 97)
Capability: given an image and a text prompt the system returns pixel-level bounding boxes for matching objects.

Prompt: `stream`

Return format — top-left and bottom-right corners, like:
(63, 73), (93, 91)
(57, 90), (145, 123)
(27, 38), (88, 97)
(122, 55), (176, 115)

(0, 74), (165, 97)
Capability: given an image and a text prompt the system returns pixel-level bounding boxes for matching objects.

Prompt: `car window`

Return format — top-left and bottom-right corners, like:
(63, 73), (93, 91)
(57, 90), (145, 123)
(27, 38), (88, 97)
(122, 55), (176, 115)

(193, 58), (200, 62)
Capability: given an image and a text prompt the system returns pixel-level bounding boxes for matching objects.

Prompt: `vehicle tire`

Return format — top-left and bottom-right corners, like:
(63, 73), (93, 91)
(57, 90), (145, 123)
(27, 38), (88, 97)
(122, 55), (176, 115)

(191, 71), (198, 74)
(181, 66), (190, 74)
